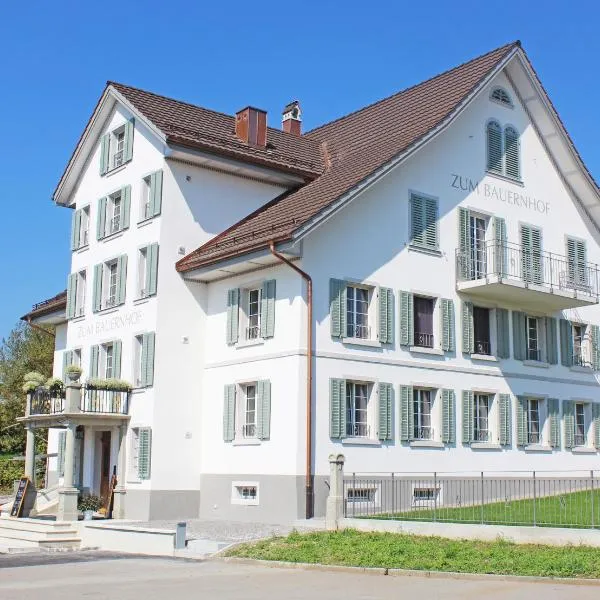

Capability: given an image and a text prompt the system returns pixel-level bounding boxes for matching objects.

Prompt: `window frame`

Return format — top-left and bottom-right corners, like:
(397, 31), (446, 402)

(473, 393), (491, 442)
(79, 206), (90, 248)
(75, 270), (86, 317)
(231, 481), (260, 506)
(107, 190), (123, 236)
(490, 86), (514, 108)
(344, 380), (376, 440)
(104, 259), (119, 309)
(413, 295), (435, 349)
(413, 388), (435, 441)
(137, 246), (148, 299)
(111, 126), (126, 170)
(408, 191), (440, 252)
(141, 175), (153, 222)
(103, 342), (115, 379)
(345, 284), (372, 340)
(527, 398), (541, 444)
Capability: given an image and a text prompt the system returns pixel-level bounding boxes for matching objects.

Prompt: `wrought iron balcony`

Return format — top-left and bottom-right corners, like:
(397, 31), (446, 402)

(81, 387), (130, 415)
(456, 242), (600, 310)
(26, 386), (129, 418)
(28, 389), (65, 416)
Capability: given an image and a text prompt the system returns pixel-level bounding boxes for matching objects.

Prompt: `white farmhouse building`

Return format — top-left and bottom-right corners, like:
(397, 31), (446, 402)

(20, 41), (600, 523)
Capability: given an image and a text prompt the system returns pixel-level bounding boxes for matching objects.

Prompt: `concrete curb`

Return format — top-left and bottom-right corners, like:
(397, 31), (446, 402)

(217, 557), (600, 587)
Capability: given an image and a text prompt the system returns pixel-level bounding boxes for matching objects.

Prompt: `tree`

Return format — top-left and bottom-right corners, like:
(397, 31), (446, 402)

(0, 322), (54, 454)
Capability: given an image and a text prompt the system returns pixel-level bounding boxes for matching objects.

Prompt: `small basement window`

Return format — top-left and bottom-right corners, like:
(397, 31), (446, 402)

(412, 486), (440, 506)
(346, 488), (377, 503)
(231, 481), (259, 505)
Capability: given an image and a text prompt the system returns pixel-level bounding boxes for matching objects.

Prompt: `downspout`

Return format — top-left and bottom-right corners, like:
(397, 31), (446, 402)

(269, 241), (314, 519)
(25, 317), (55, 339)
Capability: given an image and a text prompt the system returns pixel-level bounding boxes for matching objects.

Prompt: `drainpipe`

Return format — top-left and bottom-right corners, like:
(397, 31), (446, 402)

(25, 317), (55, 339)
(269, 241), (314, 519)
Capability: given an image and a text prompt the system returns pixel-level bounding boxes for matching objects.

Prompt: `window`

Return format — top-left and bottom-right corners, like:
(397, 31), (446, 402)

(413, 296), (434, 348)
(528, 399), (541, 444)
(112, 126), (125, 169)
(106, 260), (119, 308)
(67, 269), (87, 319)
(93, 256), (127, 312)
(573, 324), (588, 367)
(473, 306), (491, 355)
(473, 394), (491, 442)
(224, 381), (271, 442)
(490, 87), (513, 107)
(242, 384), (257, 438)
(129, 427), (152, 481)
(486, 120), (521, 180)
(347, 488), (377, 503)
(72, 349), (82, 367)
(134, 332), (155, 388)
(346, 382), (370, 438)
(141, 175), (152, 221)
(504, 127), (520, 179)
(566, 237), (588, 291)
(100, 120), (133, 176)
(413, 388), (433, 440)
(139, 171), (163, 222)
(231, 482), (259, 505)
(79, 207), (90, 247)
(137, 243), (158, 299)
(346, 285), (370, 339)
(75, 271), (86, 317)
(108, 191), (122, 235)
(410, 193), (438, 251)
(227, 281), (276, 345)
(247, 289), (262, 340)
(575, 402), (586, 447)
(469, 215), (488, 279)
(104, 343), (115, 379)
(526, 316), (540, 361)
(412, 486), (440, 507)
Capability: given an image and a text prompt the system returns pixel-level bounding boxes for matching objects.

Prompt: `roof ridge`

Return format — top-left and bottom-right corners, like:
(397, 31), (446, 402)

(305, 40), (520, 138)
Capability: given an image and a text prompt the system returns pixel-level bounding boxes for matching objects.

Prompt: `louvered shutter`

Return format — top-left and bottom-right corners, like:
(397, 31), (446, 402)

(147, 243), (159, 296)
(112, 341), (122, 378)
(260, 280), (276, 339)
(99, 134), (110, 175)
(226, 288), (240, 344)
(563, 400), (575, 449)
(504, 127), (520, 179)
(378, 287), (394, 344)
(548, 398), (560, 448)
(545, 317), (558, 365)
(378, 382), (393, 441)
(462, 391), (474, 444)
(329, 279), (347, 338)
(137, 428), (151, 480)
(399, 291), (414, 346)
(121, 185), (131, 230)
(441, 389), (455, 444)
(150, 170), (163, 217)
(486, 121), (503, 174)
(329, 378), (346, 439)
(89, 345), (99, 378)
(223, 384), (236, 442)
(66, 273), (77, 320)
(493, 217), (507, 277)
(458, 207), (470, 279)
(71, 209), (81, 251)
(116, 255), (128, 305)
(512, 311), (527, 361)
(141, 332), (155, 387)
(399, 385), (413, 442)
(92, 264), (103, 313)
(516, 396), (528, 446)
(498, 394), (512, 446)
(97, 197), (107, 240)
(440, 298), (455, 352)
(560, 319), (574, 367)
(591, 325), (600, 371)
(124, 118), (135, 162)
(410, 194), (438, 250)
(521, 225), (543, 285)
(494, 308), (509, 359)
(567, 237), (587, 288)
(593, 403), (600, 450)
(62, 351), (73, 381)
(257, 380), (271, 440)
(57, 431), (66, 477)
(462, 301), (474, 353)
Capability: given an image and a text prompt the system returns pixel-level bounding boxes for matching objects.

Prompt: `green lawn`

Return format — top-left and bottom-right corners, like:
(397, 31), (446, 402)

(227, 530), (600, 578)
(362, 489), (600, 529)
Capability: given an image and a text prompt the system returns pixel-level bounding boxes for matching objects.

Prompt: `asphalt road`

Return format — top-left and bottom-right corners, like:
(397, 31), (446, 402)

(1, 553), (600, 599)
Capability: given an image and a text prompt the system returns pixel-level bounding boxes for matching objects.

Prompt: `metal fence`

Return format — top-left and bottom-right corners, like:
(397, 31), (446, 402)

(81, 387), (130, 414)
(343, 471), (600, 528)
(29, 389), (65, 415)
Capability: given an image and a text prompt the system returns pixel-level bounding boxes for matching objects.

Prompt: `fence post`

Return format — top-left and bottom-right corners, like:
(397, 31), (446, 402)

(433, 472), (437, 523)
(533, 471), (537, 527)
(480, 472), (484, 524)
(325, 454), (345, 531)
(591, 470), (595, 529)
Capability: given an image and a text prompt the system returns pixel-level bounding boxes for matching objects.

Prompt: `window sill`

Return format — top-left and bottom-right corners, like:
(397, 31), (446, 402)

(133, 297), (153, 306)
(342, 438), (381, 446)
(407, 245), (442, 257)
(409, 346), (444, 356)
(410, 440), (445, 448)
(471, 354), (498, 362)
(572, 446), (597, 454)
(570, 365), (593, 374)
(342, 337), (382, 348)
(104, 162), (130, 178)
(101, 229), (126, 243)
(524, 444), (552, 453)
(95, 305), (121, 316)
(137, 216), (158, 228)
(470, 442), (502, 450)
(485, 171), (524, 187)
(236, 338), (265, 349)
(523, 360), (550, 369)
(75, 244), (89, 254)
(232, 438), (261, 446)
(70, 314), (86, 323)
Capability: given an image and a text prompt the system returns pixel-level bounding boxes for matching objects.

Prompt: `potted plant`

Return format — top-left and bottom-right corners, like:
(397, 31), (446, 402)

(65, 365), (83, 383)
(45, 377), (65, 395)
(78, 494), (103, 520)
(22, 371), (46, 393)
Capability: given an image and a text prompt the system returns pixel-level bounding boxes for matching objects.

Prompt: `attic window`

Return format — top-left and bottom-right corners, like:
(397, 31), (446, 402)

(490, 87), (513, 108)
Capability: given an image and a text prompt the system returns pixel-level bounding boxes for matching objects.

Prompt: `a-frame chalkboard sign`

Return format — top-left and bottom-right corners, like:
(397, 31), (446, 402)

(10, 477), (30, 518)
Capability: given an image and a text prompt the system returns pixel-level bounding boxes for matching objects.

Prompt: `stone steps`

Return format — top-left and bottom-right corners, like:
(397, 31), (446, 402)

(0, 516), (81, 549)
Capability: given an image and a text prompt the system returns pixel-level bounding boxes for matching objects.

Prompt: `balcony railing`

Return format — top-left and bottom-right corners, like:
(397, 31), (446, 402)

(347, 423), (370, 438)
(81, 387), (130, 414)
(574, 433), (587, 447)
(473, 429), (491, 442)
(413, 426), (434, 441)
(473, 340), (491, 355)
(456, 242), (600, 298)
(29, 389), (65, 416)
(346, 324), (371, 340)
(414, 332), (434, 348)
(242, 424), (257, 438)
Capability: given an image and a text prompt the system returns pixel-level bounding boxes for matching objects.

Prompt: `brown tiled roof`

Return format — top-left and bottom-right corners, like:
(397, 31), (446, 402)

(176, 42), (520, 272)
(21, 291), (67, 322)
(110, 82), (324, 179)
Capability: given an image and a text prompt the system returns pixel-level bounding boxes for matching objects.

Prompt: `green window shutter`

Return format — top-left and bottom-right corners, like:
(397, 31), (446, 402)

(566, 237), (587, 288)
(57, 431), (66, 477)
(458, 207), (470, 278)
(124, 118), (135, 162)
(66, 273), (77, 320)
(516, 396), (528, 446)
(116, 255), (128, 305)
(257, 380), (271, 440)
(498, 394), (512, 446)
(378, 382), (393, 441)
(559, 319), (574, 367)
(399, 385), (413, 442)
(96, 197), (107, 240)
(137, 428), (152, 480)
(112, 340), (122, 378)
(591, 325), (600, 371)
(504, 127), (520, 179)
(399, 291), (414, 346)
(226, 288), (240, 344)
(548, 398), (560, 448)
(71, 209), (81, 251)
(545, 317), (558, 365)
(329, 279), (347, 338)
(461, 390), (474, 444)
(141, 332), (156, 387)
(441, 389), (455, 444)
(223, 384), (236, 442)
(410, 194), (438, 250)
(378, 287), (394, 344)
(496, 308), (510, 359)
(563, 400), (575, 449)
(92, 264), (103, 313)
(521, 225), (543, 285)
(512, 311), (526, 361)
(62, 351), (72, 381)
(329, 378), (346, 439)
(493, 217), (507, 277)
(487, 121), (503, 173)
(462, 301), (474, 353)
(260, 279), (276, 339)
(121, 185), (131, 230)
(440, 299), (455, 352)
(150, 170), (163, 217)
(593, 403), (600, 450)
(89, 345), (99, 378)
(147, 243), (159, 296)
(99, 134), (110, 175)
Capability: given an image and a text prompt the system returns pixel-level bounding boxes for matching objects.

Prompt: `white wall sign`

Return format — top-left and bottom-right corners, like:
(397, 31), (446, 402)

(76, 310), (143, 340)
(450, 173), (550, 215)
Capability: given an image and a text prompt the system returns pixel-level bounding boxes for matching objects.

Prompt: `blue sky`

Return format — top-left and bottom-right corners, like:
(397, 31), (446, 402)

(0, 1), (598, 340)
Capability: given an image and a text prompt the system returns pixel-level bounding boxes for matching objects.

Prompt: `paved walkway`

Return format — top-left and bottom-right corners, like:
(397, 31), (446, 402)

(1, 554), (599, 599)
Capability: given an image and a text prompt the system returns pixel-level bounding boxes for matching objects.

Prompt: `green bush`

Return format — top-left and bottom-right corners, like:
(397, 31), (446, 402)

(86, 378), (132, 392)
(0, 457), (22, 492)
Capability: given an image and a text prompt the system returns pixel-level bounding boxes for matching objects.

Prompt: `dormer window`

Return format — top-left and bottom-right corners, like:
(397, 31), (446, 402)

(490, 86), (513, 108)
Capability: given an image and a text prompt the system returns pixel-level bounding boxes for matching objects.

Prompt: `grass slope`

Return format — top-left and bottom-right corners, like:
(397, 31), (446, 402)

(227, 530), (600, 578)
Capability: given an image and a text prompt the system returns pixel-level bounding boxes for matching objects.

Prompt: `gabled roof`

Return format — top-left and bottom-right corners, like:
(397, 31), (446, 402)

(21, 291), (67, 323)
(175, 41), (522, 272)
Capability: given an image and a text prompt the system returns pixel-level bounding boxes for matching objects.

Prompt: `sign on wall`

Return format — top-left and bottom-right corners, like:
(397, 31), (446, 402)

(76, 310), (143, 340)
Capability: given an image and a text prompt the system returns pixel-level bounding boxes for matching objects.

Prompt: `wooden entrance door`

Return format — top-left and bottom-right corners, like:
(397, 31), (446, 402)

(99, 431), (112, 504)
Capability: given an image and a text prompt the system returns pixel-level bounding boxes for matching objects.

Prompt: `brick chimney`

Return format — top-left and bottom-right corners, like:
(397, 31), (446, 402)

(235, 106), (267, 146)
(282, 101), (301, 135)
